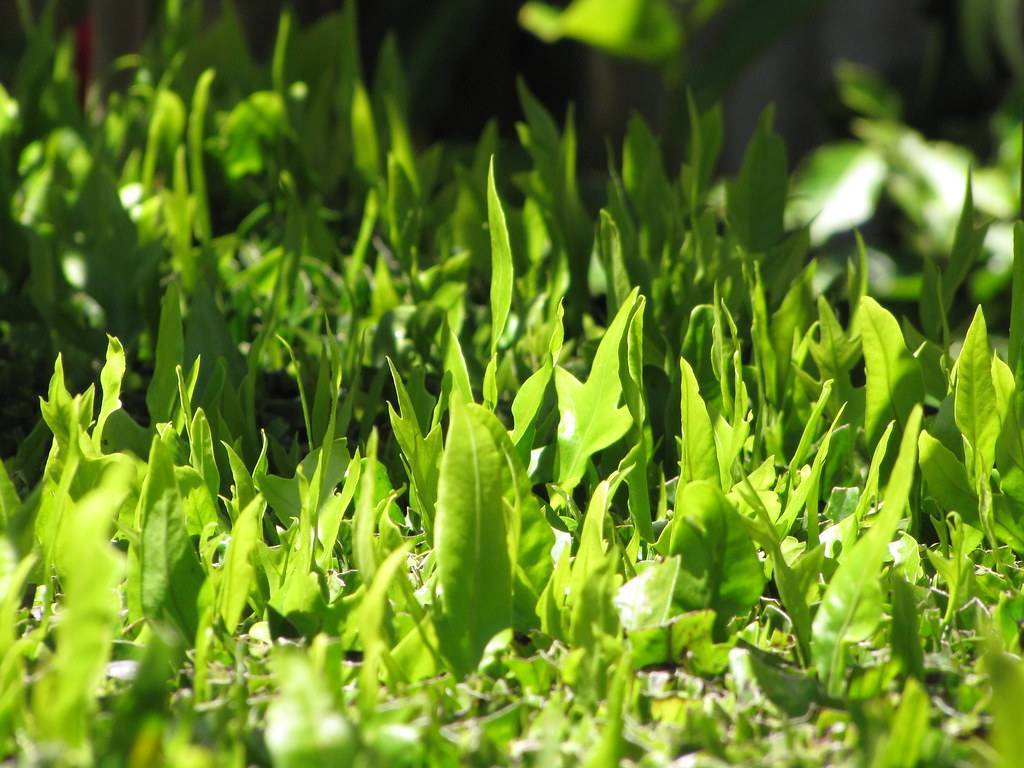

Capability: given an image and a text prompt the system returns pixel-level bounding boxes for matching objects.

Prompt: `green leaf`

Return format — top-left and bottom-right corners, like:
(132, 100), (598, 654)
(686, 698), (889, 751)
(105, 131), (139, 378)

(598, 209), (632, 315)
(665, 481), (765, 637)
(918, 430), (979, 527)
(484, 156), (514, 408)
(685, 93), (724, 206)
(808, 295), (859, 411)
(219, 91), (286, 181)
(265, 651), (357, 768)
(859, 297), (923, 446)
(0, 459), (19, 530)
(351, 81), (380, 182)
(510, 300), (564, 450)
(94, 335), (126, 451)
(216, 495), (263, 634)
(584, 656), (631, 767)
(139, 435), (205, 638)
(443, 323), (474, 407)
(890, 575), (924, 680)
(386, 361), (441, 537)
(359, 543), (413, 712)
(679, 357), (720, 487)
(188, 69), (215, 242)
(728, 107), (788, 252)
(787, 141), (886, 245)
(188, 408), (220, 501)
(812, 406), (921, 695)
(955, 307), (998, 480)
(876, 678), (930, 768)
(1009, 222), (1024, 373)
(555, 291), (640, 490)
(353, 431), (381, 582)
(434, 401), (514, 676)
(621, 295), (651, 539)
(32, 469), (128, 749)
(614, 557), (683, 631)
(146, 284), (184, 425)
(487, 156), (513, 357)
(473, 410), (552, 630)
(986, 645), (1024, 767)
(142, 89), (186, 193)
(731, 477), (817, 663)
(519, 0), (681, 62)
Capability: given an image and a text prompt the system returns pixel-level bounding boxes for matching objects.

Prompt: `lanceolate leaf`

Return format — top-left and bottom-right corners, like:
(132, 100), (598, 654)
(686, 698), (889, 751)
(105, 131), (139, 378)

(483, 156), (514, 407)
(359, 543), (413, 712)
(353, 431), (381, 582)
(859, 297), (924, 446)
(679, 358), (719, 487)
(146, 285), (184, 425)
(487, 156), (513, 358)
(511, 300), (564, 452)
(955, 307), (998, 480)
(217, 495), (264, 634)
(434, 401), (514, 676)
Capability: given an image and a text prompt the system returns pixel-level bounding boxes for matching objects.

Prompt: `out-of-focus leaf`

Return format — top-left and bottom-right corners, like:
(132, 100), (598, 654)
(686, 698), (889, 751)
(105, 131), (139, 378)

(788, 142), (886, 245)
(32, 470), (129, 750)
(986, 644), (1024, 767)
(728, 107), (787, 252)
(265, 651), (357, 768)
(146, 284), (184, 425)
(614, 556), (682, 631)
(519, 0), (681, 62)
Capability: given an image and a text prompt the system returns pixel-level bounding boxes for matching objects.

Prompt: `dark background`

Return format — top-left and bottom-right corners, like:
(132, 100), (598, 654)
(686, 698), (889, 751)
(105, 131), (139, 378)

(0, 1), (1014, 174)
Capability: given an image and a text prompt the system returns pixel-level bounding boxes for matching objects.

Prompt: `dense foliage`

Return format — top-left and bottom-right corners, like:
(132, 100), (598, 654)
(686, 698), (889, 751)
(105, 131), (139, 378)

(3, 3), (1024, 766)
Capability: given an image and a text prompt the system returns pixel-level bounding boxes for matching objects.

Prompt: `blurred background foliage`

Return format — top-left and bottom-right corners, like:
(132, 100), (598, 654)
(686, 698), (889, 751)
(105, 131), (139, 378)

(1, 0), (1023, 457)
(3, 0), (1022, 167)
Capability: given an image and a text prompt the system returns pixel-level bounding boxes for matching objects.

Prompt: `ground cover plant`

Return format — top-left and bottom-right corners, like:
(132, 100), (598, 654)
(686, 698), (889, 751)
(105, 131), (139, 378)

(4, 2), (1024, 766)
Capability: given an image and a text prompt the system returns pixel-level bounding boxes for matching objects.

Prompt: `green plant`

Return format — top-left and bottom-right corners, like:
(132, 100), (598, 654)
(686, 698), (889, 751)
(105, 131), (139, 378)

(3, 3), (1024, 766)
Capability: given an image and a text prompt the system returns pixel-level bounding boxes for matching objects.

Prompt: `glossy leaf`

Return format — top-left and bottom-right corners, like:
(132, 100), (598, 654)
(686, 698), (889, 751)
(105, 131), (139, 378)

(859, 297), (923, 446)
(955, 307), (998, 479)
